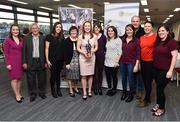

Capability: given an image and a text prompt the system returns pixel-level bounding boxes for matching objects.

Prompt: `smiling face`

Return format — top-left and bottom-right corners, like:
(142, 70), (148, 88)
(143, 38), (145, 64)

(107, 27), (115, 39)
(31, 24), (39, 36)
(158, 26), (169, 41)
(125, 26), (134, 38)
(83, 22), (91, 33)
(144, 22), (153, 34)
(70, 29), (78, 38)
(131, 16), (140, 29)
(11, 26), (20, 37)
(94, 25), (101, 34)
(55, 24), (62, 34)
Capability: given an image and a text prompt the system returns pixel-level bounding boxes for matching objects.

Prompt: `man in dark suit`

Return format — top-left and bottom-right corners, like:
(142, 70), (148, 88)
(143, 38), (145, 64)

(23, 23), (47, 102)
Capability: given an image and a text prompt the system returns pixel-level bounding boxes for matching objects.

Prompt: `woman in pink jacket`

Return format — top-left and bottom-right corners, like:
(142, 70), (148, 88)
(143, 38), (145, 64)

(3, 24), (24, 103)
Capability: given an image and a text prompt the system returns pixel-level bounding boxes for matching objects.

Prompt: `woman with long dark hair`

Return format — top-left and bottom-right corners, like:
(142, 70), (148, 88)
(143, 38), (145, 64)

(45, 22), (65, 98)
(3, 24), (24, 103)
(105, 26), (122, 96)
(152, 25), (178, 116)
(120, 24), (140, 102)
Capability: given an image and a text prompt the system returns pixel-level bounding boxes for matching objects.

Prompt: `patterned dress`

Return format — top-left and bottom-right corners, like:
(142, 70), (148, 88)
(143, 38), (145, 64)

(66, 50), (80, 80)
(66, 43), (80, 80)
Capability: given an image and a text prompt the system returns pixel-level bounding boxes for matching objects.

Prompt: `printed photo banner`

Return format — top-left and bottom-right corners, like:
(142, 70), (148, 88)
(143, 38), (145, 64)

(104, 3), (139, 36)
(58, 7), (93, 36)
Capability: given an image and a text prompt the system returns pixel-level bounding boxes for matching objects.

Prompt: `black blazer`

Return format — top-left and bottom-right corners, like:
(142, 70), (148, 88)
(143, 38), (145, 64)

(64, 37), (77, 65)
(22, 34), (46, 69)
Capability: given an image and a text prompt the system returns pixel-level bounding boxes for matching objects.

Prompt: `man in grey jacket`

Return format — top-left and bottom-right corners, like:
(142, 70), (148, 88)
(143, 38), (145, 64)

(23, 23), (47, 102)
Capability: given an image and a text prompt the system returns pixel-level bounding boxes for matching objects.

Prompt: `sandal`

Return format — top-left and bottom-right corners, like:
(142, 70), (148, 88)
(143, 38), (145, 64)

(152, 109), (165, 117)
(151, 104), (159, 112)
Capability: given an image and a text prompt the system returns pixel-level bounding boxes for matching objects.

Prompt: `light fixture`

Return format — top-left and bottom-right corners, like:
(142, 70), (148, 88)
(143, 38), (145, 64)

(166, 17), (170, 20)
(169, 15), (174, 17)
(68, 4), (81, 9)
(104, 2), (110, 5)
(146, 15), (150, 17)
(174, 8), (180, 12)
(140, 0), (148, 6)
(144, 8), (149, 12)
(7, 0), (28, 5)
(53, 0), (60, 1)
(39, 6), (53, 11)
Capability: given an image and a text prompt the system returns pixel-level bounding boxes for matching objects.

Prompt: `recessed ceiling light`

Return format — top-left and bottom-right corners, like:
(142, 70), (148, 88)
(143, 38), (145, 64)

(140, 0), (148, 6)
(53, 0), (60, 1)
(7, 0), (28, 5)
(104, 2), (110, 5)
(68, 4), (81, 9)
(166, 17), (170, 20)
(39, 6), (53, 11)
(174, 8), (180, 12)
(169, 15), (174, 17)
(144, 8), (149, 12)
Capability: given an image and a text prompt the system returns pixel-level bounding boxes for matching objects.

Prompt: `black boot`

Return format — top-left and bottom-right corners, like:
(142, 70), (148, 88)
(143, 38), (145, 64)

(98, 88), (103, 95)
(57, 87), (62, 97)
(125, 93), (134, 103)
(121, 91), (127, 100)
(94, 88), (98, 95)
(51, 89), (58, 98)
(51, 83), (58, 98)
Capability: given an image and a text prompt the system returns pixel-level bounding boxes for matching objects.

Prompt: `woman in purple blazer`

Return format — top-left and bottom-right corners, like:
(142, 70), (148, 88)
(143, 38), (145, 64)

(3, 24), (24, 103)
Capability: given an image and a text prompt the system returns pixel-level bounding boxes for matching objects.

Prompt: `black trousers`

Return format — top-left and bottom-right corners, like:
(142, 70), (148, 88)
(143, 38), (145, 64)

(93, 58), (105, 89)
(105, 66), (118, 90)
(27, 58), (46, 95)
(141, 60), (154, 102)
(49, 60), (64, 93)
(155, 69), (169, 109)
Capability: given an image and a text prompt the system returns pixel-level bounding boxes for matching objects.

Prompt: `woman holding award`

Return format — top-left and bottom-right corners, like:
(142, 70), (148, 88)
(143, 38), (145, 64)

(77, 21), (98, 100)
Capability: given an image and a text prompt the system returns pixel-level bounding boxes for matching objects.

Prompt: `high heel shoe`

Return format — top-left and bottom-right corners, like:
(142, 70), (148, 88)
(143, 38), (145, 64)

(73, 88), (81, 95)
(69, 92), (75, 97)
(88, 92), (92, 97)
(20, 97), (24, 100)
(82, 95), (87, 100)
(15, 98), (22, 103)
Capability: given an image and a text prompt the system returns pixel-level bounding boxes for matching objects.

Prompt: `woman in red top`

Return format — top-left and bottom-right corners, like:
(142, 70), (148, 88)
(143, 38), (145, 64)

(152, 25), (178, 116)
(138, 21), (156, 107)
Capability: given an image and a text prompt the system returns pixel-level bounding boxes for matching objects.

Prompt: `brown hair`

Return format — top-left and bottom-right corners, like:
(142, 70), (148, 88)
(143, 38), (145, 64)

(9, 23), (22, 41)
(82, 21), (93, 39)
(106, 26), (118, 41)
(51, 22), (64, 40)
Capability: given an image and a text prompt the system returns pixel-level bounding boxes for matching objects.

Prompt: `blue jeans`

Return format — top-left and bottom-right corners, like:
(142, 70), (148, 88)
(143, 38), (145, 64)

(132, 71), (144, 92)
(120, 63), (134, 92)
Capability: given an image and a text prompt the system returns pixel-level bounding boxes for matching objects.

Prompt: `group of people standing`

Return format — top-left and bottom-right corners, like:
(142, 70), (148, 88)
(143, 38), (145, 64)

(3, 15), (178, 117)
